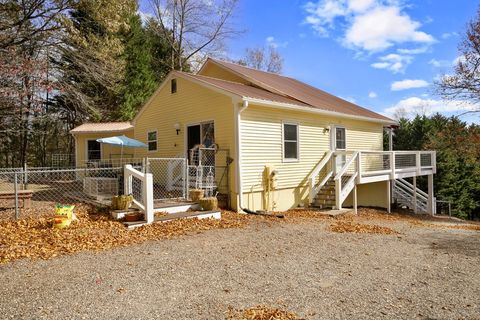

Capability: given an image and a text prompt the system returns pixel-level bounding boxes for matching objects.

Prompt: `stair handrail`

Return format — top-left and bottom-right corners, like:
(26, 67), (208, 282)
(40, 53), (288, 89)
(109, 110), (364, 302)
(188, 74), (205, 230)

(396, 178), (429, 199)
(334, 151), (359, 209)
(308, 151), (334, 204)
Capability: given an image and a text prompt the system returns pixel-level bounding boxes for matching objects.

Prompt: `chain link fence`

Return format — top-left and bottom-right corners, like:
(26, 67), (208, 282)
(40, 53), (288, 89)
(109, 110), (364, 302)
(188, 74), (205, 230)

(0, 167), (125, 220)
(188, 148), (231, 207)
(0, 153), (231, 220)
(147, 158), (187, 203)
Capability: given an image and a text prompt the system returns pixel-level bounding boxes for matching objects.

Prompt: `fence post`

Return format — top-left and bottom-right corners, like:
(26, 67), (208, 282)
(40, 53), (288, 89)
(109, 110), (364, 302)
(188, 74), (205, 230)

(14, 173), (19, 220)
(124, 165), (132, 195)
(183, 158), (188, 200)
(144, 173), (154, 223)
(23, 162), (28, 190)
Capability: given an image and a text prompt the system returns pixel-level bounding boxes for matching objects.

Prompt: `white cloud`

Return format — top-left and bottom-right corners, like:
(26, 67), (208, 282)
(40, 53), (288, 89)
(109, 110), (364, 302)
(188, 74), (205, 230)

(138, 10), (154, 24)
(391, 79), (429, 91)
(441, 32), (458, 39)
(397, 47), (429, 55)
(348, 0), (375, 12)
(368, 91), (378, 98)
(453, 55), (467, 65)
(303, 1), (435, 52)
(371, 53), (413, 73)
(266, 36), (288, 48)
(384, 97), (479, 118)
(429, 58), (451, 68)
(345, 6), (434, 52)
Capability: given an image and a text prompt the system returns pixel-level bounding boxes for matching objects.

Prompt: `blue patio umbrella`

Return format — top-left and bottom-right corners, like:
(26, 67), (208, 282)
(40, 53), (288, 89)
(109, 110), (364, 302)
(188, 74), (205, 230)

(96, 135), (148, 160)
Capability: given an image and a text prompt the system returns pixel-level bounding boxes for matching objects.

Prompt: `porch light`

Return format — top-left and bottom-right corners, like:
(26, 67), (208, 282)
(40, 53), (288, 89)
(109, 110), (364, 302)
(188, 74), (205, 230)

(174, 123), (181, 135)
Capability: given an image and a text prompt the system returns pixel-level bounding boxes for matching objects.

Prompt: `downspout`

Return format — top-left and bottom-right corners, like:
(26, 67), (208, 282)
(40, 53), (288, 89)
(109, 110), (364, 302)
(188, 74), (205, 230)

(235, 100), (248, 212)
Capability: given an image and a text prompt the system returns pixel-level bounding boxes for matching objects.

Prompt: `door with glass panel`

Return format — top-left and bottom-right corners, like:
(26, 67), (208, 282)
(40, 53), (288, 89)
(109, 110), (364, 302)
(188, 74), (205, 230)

(331, 126), (346, 173)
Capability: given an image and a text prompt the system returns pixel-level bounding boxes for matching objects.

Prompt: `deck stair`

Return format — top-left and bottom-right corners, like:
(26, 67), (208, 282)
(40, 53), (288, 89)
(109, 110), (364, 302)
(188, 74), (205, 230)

(312, 177), (336, 209)
(309, 150), (436, 213)
(393, 178), (430, 214)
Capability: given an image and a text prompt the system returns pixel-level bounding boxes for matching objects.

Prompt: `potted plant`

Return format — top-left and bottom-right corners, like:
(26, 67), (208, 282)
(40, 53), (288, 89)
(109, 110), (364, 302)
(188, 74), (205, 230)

(189, 189), (205, 201)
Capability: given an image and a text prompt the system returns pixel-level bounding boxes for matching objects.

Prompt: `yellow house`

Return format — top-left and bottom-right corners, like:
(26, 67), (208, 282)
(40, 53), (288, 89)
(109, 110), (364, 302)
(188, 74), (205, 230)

(71, 58), (436, 213)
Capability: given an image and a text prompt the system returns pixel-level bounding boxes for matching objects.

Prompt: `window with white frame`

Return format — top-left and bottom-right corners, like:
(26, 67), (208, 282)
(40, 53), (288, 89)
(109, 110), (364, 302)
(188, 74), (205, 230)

(335, 127), (346, 150)
(147, 131), (157, 151)
(283, 123), (298, 160)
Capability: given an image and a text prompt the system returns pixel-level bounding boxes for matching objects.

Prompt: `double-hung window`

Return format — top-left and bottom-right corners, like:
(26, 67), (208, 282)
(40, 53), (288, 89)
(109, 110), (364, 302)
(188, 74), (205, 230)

(147, 131), (157, 151)
(283, 123), (299, 161)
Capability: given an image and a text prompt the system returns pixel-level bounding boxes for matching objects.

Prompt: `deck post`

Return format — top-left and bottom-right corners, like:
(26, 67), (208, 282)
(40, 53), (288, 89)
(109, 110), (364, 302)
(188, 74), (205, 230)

(335, 178), (341, 210)
(386, 180), (391, 213)
(413, 176), (417, 214)
(427, 174), (434, 215)
(390, 151), (395, 179)
(353, 184), (357, 215)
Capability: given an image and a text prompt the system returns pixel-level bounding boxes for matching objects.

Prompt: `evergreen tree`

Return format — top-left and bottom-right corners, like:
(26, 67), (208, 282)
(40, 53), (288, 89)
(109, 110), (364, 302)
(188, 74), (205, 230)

(117, 14), (157, 120)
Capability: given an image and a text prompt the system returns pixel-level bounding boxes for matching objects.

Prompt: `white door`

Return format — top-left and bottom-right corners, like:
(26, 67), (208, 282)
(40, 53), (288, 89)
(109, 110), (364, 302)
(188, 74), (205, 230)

(331, 126), (346, 173)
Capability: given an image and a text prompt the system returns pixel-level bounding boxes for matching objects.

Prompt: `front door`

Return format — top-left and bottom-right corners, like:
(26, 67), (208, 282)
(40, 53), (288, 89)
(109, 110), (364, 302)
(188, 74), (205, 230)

(187, 121), (215, 165)
(331, 126), (346, 173)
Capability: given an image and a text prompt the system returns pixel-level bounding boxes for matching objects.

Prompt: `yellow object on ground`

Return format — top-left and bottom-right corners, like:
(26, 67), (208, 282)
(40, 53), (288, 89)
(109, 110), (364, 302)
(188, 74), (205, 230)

(53, 204), (75, 229)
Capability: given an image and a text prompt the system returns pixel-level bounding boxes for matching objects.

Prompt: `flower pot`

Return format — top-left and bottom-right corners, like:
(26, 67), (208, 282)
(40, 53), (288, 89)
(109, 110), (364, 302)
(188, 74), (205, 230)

(125, 212), (142, 222)
(190, 189), (205, 202)
(111, 195), (133, 210)
(199, 197), (218, 211)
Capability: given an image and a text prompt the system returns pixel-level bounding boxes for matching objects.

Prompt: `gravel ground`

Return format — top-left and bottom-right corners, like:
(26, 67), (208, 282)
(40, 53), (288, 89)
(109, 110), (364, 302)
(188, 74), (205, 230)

(0, 215), (479, 319)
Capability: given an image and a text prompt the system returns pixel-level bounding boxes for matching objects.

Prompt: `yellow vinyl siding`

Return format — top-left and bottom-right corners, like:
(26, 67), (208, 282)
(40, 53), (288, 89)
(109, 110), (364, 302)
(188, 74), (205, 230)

(240, 104), (384, 193)
(74, 129), (135, 166)
(133, 76), (236, 195)
(239, 104), (387, 211)
(199, 63), (250, 84)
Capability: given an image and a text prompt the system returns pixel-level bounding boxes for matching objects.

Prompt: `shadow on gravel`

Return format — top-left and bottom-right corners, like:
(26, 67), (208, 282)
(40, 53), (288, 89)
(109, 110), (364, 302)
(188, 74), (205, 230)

(429, 234), (480, 257)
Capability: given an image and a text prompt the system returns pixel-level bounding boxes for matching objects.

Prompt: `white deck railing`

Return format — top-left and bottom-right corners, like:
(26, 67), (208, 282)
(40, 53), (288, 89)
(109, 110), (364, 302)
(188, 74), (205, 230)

(124, 164), (154, 223)
(308, 150), (436, 210)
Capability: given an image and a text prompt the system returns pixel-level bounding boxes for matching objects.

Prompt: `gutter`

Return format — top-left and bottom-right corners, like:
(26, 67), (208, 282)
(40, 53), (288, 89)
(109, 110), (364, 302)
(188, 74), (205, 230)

(235, 100), (249, 212)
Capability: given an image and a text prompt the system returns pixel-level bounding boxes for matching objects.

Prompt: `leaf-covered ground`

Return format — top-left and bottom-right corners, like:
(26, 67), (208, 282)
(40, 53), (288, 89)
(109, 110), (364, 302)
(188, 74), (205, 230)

(1, 206), (478, 264)
(0, 205), (249, 264)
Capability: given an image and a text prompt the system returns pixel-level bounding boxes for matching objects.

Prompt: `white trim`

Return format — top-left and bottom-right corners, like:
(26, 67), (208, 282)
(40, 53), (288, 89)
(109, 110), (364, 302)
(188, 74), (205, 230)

(147, 130), (158, 152)
(281, 121), (300, 162)
(244, 98), (396, 125)
(74, 135), (78, 166)
(235, 100), (249, 211)
(85, 139), (102, 161)
(332, 125), (346, 151)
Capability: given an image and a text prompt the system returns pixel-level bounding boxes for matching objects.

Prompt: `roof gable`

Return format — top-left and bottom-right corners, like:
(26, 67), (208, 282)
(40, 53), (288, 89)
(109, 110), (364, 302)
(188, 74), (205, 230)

(199, 58), (394, 123)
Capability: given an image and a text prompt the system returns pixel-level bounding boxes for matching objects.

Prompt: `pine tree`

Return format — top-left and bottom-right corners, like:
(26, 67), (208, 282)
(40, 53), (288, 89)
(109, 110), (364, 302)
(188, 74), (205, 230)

(117, 14), (157, 120)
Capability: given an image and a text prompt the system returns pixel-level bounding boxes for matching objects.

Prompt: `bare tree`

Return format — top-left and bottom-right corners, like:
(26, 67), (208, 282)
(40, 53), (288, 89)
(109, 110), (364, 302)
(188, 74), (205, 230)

(0, 0), (71, 49)
(436, 6), (480, 112)
(150, 0), (241, 71)
(239, 45), (284, 74)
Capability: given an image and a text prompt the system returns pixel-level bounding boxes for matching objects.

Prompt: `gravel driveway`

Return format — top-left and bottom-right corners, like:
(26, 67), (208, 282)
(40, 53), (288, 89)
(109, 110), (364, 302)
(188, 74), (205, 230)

(0, 215), (479, 319)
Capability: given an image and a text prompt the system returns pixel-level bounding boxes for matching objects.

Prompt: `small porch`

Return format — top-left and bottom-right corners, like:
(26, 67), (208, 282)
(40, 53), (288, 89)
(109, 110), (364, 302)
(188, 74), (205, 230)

(309, 150), (436, 214)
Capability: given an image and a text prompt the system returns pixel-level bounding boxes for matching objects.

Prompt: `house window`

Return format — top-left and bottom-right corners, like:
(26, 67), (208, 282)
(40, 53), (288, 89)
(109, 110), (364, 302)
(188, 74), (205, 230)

(87, 140), (101, 161)
(147, 131), (157, 151)
(171, 79), (177, 93)
(283, 123), (298, 160)
(335, 127), (346, 150)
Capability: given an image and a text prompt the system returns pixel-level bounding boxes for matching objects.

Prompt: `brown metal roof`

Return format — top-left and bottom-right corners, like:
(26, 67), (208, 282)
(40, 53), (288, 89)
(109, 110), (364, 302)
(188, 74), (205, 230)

(178, 71), (310, 107)
(204, 58), (393, 122)
(70, 122), (133, 134)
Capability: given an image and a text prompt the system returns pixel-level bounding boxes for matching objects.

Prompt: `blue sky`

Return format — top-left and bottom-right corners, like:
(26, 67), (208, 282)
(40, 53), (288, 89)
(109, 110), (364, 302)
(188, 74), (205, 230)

(141, 0), (480, 121)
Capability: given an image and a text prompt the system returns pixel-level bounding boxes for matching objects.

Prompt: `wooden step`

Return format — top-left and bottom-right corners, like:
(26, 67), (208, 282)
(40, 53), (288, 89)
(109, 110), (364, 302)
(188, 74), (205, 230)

(315, 194), (335, 201)
(314, 199), (335, 206)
